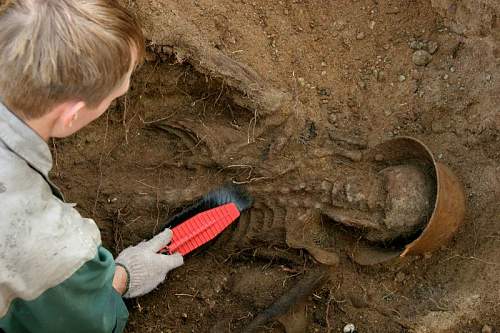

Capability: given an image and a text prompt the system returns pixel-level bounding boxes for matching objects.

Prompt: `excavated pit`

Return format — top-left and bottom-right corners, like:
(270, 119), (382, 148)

(51, 0), (500, 332)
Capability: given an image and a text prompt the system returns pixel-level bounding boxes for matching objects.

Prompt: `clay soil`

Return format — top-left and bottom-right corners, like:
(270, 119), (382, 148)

(51, 0), (499, 332)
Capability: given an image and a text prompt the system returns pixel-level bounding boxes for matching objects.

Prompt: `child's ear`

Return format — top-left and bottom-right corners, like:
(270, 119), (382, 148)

(60, 101), (86, 128)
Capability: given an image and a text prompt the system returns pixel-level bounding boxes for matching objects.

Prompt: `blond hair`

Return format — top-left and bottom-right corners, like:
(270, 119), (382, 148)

(0, 0), (145, 119)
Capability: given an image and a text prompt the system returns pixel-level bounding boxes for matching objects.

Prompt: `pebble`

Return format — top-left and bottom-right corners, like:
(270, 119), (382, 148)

(297, 77), (305, 86)
(427, 40), (439, 54)
(412, 50), (432, 66)
(356, 32), (365, 40)
(344, 323), (357, 333)
(482, 325), (493, 333)
(398, 75), (406, 82)
(443, 74), (449, 80)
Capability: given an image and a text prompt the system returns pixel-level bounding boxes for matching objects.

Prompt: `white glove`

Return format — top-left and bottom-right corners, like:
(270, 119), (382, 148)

(115, 229), (183, 298)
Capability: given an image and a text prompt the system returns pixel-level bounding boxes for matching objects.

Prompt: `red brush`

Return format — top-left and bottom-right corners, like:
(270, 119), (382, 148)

(160, 203), (241, 256)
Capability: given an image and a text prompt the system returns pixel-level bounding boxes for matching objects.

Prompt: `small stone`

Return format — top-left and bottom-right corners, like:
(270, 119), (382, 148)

(486, 73), (492, 81)
(369, 21), (376, 29)
(427, 40), (439, 54)
(297, 77), (306, 86)
(481, 325), (493, 333)
(398, 75), (406, 82)
(450, 66), (456, 72)
(344, 323), (356, 333)
(321, 70), (327, 76)
(443, 74), (449, 80)
(356, 32), (365, 40)
(321, 61), (327, 67)
(412, 50), (432, 66)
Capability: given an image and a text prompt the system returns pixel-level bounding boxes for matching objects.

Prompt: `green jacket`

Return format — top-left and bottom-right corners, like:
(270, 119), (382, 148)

(0, 101), (128, 332)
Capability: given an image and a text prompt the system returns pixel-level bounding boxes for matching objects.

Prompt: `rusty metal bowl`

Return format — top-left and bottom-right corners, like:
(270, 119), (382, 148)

(352, 136), (466, 265)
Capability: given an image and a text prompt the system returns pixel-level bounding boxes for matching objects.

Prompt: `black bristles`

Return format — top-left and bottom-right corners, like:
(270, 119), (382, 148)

(163, 184), (253, 230)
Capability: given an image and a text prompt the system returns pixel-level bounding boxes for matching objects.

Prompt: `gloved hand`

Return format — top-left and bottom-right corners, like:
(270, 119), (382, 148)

(115, 229), (183, 298)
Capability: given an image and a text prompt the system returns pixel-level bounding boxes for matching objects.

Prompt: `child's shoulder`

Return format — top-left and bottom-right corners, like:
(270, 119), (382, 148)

(0, 138), (50, 201)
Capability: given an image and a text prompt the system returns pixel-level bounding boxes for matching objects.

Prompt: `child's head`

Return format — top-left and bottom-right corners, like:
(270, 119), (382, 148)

(0, 0), (145, 137)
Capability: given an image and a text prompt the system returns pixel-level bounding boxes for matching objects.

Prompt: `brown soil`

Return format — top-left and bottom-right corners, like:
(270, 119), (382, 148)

(51, 0), (499, 332)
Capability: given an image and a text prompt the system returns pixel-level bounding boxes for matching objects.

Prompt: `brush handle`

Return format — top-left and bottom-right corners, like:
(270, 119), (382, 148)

(160, 203), (241, 256)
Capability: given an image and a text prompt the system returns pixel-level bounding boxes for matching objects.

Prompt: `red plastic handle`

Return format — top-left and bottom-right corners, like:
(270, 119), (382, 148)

(160, 203), (241, 256)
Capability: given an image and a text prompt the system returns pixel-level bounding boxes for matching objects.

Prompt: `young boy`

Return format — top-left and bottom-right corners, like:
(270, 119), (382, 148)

(0, 1), (183, 332)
